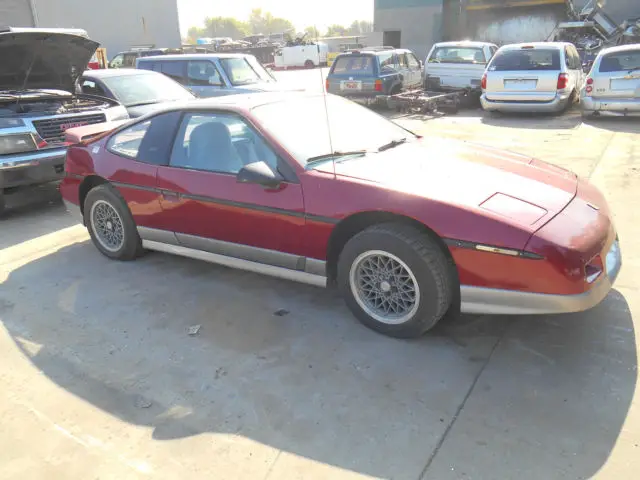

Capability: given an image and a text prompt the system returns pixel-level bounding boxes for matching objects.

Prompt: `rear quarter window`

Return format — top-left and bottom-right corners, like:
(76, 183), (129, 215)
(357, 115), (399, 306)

(332, 55), (375, 75)
(489, 49), (561, 71)
(599, 50), (640, 73)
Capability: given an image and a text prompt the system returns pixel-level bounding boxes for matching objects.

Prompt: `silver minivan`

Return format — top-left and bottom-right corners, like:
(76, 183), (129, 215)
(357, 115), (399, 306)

(581, 44), (640, 117)
(481, 42), (584, 113)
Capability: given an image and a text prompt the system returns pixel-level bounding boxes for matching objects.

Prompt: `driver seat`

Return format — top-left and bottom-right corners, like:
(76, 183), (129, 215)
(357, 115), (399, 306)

(188, 122), (243, 173)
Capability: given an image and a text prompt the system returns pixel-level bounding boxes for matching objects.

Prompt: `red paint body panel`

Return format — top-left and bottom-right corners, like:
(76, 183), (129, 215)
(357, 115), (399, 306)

(59, 95), (616, 298)
(155, 166), (306, 254)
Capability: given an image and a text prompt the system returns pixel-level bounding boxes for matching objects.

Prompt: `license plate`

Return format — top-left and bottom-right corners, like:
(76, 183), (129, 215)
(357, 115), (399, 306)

(504, 79), (537, 89)
(610, 78), (640, 91)
(341, 81), (362, 91)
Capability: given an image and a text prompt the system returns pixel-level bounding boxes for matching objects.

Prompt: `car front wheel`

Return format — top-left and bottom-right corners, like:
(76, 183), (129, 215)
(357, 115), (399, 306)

(337, 223), (455, 338)
(84, 184), (143, 261)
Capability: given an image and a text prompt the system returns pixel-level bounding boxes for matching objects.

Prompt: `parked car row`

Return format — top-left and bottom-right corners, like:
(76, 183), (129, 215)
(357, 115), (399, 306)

(324, 40), (640, 117)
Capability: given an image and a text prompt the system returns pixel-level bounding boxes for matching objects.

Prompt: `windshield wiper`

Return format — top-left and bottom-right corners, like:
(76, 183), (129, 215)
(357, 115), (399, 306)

(128, 100), (159, 107)
(378, 138), (407, 152)
(306, 150), (369, 167)
(627, 66), (640, 74)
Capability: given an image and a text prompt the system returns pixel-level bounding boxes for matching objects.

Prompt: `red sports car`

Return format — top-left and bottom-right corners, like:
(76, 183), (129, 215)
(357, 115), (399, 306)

(60, 92), (622, 338)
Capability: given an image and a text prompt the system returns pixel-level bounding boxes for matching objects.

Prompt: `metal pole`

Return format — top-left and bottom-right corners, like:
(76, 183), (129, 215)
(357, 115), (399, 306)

(29, 0), (39, 27)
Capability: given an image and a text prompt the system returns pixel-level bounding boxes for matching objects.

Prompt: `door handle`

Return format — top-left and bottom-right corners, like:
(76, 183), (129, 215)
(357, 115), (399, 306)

(161, 191), (180, 202)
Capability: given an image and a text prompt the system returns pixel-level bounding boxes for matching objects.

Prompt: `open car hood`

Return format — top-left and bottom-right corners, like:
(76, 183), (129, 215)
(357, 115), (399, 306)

(0, 31), (99, 92)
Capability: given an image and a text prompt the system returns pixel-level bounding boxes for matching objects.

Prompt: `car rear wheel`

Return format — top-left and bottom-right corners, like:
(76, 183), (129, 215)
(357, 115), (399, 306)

(84, 184), (143, 261)
(337, 223), (454, 338)
(304, 60), (315, 68)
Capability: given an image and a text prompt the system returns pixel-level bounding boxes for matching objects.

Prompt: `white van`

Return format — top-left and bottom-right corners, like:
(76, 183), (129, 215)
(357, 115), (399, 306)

(423, 41), (498, 92)
(274, 43), (329, 69)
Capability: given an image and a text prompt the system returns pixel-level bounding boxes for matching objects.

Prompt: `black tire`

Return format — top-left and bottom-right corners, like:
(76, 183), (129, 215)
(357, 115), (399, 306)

(304, 60), (315, 69)
(0, 192), (5, 218)
(84, 184), (143, 261)
(337, 223), (455, 338)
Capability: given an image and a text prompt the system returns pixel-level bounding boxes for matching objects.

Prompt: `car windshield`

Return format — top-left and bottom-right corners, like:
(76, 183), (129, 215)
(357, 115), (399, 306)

(489, 49), (560, 71)
(332, 55), (375, 75)
(599, 50), (640, 72)
(102, 73), (193, 107)
(220, 57), (270, 85)
(429, 47), (486, 64)
(251, 95), (416, 165)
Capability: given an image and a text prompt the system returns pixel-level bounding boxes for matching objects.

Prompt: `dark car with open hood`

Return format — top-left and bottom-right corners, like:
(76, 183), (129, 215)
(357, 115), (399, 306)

(0, 27), (129, 215)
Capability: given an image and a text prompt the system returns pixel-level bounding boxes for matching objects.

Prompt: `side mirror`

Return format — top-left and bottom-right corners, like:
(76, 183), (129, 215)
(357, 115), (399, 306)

(236, 161), (283, 189)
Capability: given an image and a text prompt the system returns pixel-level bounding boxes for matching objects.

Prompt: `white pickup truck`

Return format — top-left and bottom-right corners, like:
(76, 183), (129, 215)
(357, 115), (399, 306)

(423, 41), (498, 94)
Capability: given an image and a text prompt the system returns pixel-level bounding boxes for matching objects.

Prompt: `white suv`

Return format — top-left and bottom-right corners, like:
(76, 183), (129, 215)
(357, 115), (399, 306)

(581, 44), (640, 117)
(480, 42), (585, 113)
(423, 41), (498, 93)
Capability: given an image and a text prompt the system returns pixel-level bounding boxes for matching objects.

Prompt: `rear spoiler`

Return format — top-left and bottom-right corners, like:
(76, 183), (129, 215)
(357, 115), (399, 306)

(64, 120), (130, 145)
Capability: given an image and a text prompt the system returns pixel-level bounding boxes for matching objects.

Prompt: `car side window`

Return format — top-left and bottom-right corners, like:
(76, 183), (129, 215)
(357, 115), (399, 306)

(109, 54), (124, 69)
(107, 121), (151, 160)
(107, 112), (182, 164)
(80, 79), (108, 96)
(169, 112), (279, 175)
(398, 53), (408, 69)
(407, 53), (420, 69)
(378, 52), (395, 72)
(187, 61), (223, 86)
(160, 61), (187, 85)
(123, 53), (138, 68)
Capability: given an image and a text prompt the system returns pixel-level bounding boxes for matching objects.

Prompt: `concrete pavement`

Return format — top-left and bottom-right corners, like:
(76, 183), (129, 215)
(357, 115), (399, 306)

(0, 109), (638, 479)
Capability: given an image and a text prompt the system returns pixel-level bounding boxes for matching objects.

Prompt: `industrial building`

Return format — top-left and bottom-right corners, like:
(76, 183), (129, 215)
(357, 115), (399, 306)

(374, 0), (639, 59)
(0, 0), (181, 60)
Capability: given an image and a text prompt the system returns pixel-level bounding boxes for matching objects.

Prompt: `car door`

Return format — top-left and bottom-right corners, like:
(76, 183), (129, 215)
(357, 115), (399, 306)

(186, 60), (228, 97)
(592, 48), (640, 100)
(406, 52), (422, 88)
(155, 111), (306, 259)
(102, 111), (182, 231)
(396, 52), (411, 89)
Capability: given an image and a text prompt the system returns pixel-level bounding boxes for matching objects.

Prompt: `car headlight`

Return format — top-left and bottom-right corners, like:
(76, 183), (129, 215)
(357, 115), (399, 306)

(105, 105), (130, 122)
(0, 133), (37, 155)
(0, 118), (26, 129)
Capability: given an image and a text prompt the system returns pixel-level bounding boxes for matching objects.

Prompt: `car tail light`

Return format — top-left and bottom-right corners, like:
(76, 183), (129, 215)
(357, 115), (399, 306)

(481, 73), (487, 90)
(325, 78), (329, 91)
(557, 73), (569, 90)
(585, 77), (593, 95)
(375, 79), (383, 91)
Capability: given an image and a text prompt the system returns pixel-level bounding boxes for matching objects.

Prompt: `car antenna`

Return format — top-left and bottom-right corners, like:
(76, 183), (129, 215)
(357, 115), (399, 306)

(317, 32), (336, 178)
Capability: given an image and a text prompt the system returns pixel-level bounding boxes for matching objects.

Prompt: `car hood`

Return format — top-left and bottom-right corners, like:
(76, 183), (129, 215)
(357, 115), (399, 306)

(0, 31), (99, 92)
(233, 81), (305, 93)
(330, 137), (578, 232)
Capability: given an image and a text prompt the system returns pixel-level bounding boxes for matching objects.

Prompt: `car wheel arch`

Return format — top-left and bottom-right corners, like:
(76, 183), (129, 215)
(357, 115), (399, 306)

(79, 175), (109, 217)
(325, 211), (456, 285)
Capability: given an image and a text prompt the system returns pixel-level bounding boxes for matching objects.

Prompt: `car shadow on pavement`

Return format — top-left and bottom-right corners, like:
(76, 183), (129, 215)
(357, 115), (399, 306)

(480, 109), (584, 130)
(581, 116), (640, 134)
(0, 241), (636, 479)
(0, 186), (80, 250)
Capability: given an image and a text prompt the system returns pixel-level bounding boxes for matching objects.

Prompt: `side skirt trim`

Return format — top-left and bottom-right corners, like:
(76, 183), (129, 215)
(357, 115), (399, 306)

(142, 240), (328, 288)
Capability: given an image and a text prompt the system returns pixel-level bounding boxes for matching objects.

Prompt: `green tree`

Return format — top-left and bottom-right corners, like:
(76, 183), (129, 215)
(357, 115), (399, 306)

(203, 16), (251, 39)
(304, 26), (320, 39)
(347, 20), (373, 35)
(249, 8), (294, 34)
(325, 24), (348, 37)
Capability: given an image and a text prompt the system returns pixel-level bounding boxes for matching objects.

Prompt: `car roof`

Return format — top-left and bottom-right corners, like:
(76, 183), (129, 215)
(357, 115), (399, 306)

(81, 68), (160, 78)
(138, 53), (252, 61)
(133, 91), (326, 118)
(433, 41), (496, 48)
(499, 42), (571, 51)
(596, 44), (640, 56)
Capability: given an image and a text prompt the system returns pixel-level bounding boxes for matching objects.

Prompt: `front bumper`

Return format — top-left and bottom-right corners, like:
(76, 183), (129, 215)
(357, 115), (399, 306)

(0, 148), (67, 191)
(581, 96), (640, 116)
(460, 238), (622, 315)
(481, 92), (571, 113)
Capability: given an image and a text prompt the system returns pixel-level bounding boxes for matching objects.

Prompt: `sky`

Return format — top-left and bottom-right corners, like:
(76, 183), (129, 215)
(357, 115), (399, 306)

(177, 0), (374, 36)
